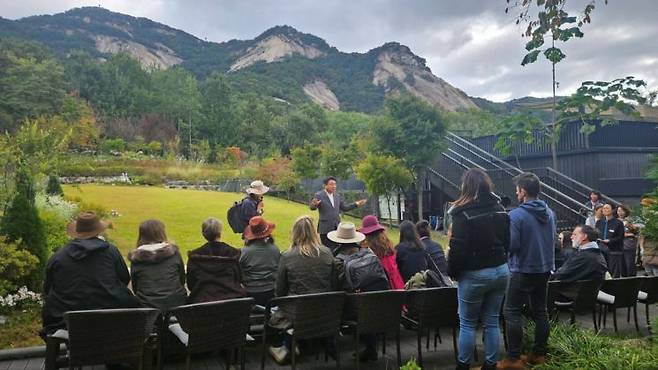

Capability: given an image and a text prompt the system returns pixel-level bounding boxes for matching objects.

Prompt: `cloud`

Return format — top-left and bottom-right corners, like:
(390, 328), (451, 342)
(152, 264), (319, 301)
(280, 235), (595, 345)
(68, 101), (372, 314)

(1, 0), (656, 102)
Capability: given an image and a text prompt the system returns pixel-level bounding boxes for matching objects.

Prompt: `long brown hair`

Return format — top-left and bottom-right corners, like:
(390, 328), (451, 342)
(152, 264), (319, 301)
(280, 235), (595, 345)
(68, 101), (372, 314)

(452, 168), (494, 208)
(364, 230), (395, 258)
(137, 219), (168, 246)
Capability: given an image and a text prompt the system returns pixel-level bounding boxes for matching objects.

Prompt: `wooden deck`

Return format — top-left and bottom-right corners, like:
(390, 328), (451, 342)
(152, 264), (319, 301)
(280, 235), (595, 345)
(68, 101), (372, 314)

(1, 306), (656, 370)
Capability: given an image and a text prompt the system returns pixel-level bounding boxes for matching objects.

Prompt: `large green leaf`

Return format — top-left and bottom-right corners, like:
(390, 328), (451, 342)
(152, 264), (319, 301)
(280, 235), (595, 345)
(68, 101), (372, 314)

(521, 50), (541, 66)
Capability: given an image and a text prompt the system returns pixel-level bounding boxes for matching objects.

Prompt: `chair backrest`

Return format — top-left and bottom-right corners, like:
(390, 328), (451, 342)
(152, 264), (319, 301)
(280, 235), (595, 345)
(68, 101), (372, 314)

(170, 297), (254, 353)
(273, 291), (345, 340)
(65, 308), (159, 367)
(639, 276), (658, 304)
(599, 277), (643, 308)
(571, 279), (603, 313)
(406, 287), (458, 329)
(347, 290), (406, 334)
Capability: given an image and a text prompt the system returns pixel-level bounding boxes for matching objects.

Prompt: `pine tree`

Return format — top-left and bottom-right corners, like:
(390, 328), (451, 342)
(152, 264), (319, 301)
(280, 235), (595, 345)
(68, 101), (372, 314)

(46, 175), (63, 196)
(0, 170), (48, 290)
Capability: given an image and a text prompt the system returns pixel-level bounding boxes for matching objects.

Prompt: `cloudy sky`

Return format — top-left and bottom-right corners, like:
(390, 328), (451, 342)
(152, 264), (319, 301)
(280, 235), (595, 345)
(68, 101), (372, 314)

(1, 0), (656, 102)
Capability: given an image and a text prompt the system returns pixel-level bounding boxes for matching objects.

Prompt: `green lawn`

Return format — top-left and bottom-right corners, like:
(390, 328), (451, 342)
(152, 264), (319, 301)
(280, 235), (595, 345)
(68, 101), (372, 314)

(63, 184), (366, 257)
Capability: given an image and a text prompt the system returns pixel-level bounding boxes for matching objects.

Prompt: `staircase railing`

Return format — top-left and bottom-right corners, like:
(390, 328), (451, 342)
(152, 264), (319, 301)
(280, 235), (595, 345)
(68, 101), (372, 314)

(430, 132), (619, 230)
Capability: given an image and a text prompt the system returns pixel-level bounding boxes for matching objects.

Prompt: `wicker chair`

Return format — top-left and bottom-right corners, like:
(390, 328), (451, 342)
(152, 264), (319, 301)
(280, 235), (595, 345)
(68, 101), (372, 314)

(548, 279), (602, 331)
(401, 287), (458, 367)
(638, 276), (658, 331)
(44, 308), (160, 370)
(597, 277), (643, 332)
(260, 291), (346, 370)
(342, 290), (406, 369)
(164, 297), (254, 370)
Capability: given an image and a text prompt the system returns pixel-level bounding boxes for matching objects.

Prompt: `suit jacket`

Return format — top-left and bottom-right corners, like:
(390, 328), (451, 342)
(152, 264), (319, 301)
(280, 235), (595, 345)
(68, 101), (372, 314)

(309, 190), (357, 234)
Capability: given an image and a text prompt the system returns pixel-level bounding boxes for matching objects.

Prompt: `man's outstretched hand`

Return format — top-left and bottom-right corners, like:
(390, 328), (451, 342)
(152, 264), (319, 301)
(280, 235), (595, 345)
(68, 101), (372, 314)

(311, 198), (322, 207)
(356, 199), (368, 207)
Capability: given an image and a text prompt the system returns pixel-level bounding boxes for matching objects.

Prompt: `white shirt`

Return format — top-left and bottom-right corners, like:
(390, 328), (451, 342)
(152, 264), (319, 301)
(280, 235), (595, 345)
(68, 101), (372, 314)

(325, 190), (335, 208)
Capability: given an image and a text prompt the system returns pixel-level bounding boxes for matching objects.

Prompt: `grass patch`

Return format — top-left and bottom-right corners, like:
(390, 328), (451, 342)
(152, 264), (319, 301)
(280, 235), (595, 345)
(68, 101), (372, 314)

(62, 184), (373, 258)
(0, 308), (42, 349)
(525, 322), (658, 370)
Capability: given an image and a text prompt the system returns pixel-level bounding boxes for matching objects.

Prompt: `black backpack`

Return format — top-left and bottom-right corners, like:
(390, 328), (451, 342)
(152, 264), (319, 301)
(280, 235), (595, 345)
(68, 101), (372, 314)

(337, 249), (390, 292)
(424, 252), (454, 288)
(227, 198), (247, 233)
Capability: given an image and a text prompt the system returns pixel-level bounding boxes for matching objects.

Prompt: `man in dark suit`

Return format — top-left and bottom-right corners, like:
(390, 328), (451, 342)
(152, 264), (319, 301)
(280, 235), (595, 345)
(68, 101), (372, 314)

(309, 176), (367, 250)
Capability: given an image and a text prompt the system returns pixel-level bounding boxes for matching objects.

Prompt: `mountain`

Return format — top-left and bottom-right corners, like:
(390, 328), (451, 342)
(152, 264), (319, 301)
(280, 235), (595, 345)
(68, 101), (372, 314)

(0, 6), (479, 112)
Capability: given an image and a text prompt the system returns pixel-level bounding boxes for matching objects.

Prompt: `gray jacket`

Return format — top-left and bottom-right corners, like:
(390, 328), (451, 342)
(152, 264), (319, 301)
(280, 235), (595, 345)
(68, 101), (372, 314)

(309, 190), (357, 234)
(239, 240), (281, 292)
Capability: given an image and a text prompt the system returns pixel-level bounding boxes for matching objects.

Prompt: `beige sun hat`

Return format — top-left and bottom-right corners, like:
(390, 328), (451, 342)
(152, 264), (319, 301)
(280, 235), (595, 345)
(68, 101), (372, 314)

(327, 222), (366, 244)
(246, 180), (270, 195)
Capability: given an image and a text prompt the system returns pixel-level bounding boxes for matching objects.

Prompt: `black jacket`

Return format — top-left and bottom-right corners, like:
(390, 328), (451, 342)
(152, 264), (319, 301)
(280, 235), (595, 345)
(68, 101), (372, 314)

(447, 192), (510, 279)
(42, 238), (139, 336)
(595, 218), (624, 253)
(240, 196), (262, 226)
(395, 241), (429, 283)
(186, 241), (246, 303)
(128, 243), (187, 311)
(421, 237), (448, 275)
(551, 245), (608, 282)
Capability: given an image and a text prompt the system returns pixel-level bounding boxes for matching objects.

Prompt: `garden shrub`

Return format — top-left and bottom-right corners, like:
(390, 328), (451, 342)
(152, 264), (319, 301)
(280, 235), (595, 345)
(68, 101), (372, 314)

(0, 171), (48, 290)
(39, 209), (70, 253)
(0, 237), (39, 298)
(46, 175), (63, 196)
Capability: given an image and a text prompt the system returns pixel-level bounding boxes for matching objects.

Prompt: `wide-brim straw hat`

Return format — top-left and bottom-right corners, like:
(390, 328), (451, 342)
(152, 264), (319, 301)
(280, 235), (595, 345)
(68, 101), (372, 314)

(243, 216), (276, 241)
(358, 214), (386, 235)
(246, 180), (270, 195)
(66, 211), (110, 239)
(327, 222), (365, 244)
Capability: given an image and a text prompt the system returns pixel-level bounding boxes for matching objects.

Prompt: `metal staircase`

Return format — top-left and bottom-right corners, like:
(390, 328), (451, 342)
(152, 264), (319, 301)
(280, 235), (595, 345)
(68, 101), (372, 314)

(428, 132), (620, 230)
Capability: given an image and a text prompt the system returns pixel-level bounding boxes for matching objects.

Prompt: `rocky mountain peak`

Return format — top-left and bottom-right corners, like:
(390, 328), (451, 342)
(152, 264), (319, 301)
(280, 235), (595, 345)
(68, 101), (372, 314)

(229, 25), (332, 72)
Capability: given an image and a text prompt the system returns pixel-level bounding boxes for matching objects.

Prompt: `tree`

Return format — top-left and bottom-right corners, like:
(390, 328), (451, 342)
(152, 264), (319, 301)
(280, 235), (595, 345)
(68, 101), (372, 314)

(0, 38), (67, 131)
(355, 154), (412, 226)
(0, 169), (48, 290)
(46, 175), (63, 196)
(507, 0), (603, 170)
(199, 72), (237, 147)
(369, 95), (447, 220)
(494, 111), (545, 168)
(291, 145), (322, 179)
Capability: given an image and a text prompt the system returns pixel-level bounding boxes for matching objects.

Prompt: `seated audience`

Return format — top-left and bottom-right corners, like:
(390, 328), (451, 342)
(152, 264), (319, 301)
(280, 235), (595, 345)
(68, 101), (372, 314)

(128, 219), (187, 310)
(330, 222), (388, 292)
(239, 216), (281, 306)
(186, 218), (245, 303)
(551, 225), (608, 283)
(416, 219), (448, 274)
(395, 220), (428, 282)
(359, 215), (405, 290)
(554, 231), (575, 270)
(41, 211), (138, 337)
(269, 215), (337, 363)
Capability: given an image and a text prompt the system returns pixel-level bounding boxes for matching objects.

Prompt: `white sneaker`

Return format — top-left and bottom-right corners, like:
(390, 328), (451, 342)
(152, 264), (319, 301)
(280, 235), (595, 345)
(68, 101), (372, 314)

(269, 345), (289, 364)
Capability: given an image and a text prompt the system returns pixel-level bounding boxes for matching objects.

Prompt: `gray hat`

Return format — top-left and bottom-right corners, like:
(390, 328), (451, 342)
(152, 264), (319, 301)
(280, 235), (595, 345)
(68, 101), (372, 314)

(246, 180), (270, 195)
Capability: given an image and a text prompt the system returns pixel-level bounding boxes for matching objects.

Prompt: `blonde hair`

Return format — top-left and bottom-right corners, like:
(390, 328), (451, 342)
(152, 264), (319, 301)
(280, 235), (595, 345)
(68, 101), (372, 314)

(202, 218), (222, 242)
(290, 215), (321, 257)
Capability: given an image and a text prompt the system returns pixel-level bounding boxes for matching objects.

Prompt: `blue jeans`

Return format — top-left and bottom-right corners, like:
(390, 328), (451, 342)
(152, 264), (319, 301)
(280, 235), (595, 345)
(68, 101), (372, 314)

(457, 263), (510, 365)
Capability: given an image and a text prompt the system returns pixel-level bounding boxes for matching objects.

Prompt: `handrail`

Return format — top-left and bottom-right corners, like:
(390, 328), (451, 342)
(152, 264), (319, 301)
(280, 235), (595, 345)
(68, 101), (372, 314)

(543, 167), (620, 205)
(443, 131), (591, 215)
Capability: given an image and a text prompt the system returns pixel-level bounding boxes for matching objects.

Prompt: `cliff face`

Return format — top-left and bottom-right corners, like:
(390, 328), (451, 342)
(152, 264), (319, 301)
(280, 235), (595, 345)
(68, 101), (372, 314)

(0, 7), (480, 112)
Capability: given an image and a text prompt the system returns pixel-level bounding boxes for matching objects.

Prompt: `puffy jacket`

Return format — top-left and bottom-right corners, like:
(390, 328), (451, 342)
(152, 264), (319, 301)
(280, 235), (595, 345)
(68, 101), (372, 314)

(551, 242), (608, 282)
(447, 192), (509, 279)
(128, 243), (187, 310)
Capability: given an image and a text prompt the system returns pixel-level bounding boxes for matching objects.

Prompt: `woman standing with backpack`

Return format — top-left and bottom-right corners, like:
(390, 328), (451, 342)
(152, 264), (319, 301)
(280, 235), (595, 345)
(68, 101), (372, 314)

(447, 168), (510, 370)
(360, 215), (405, 290)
